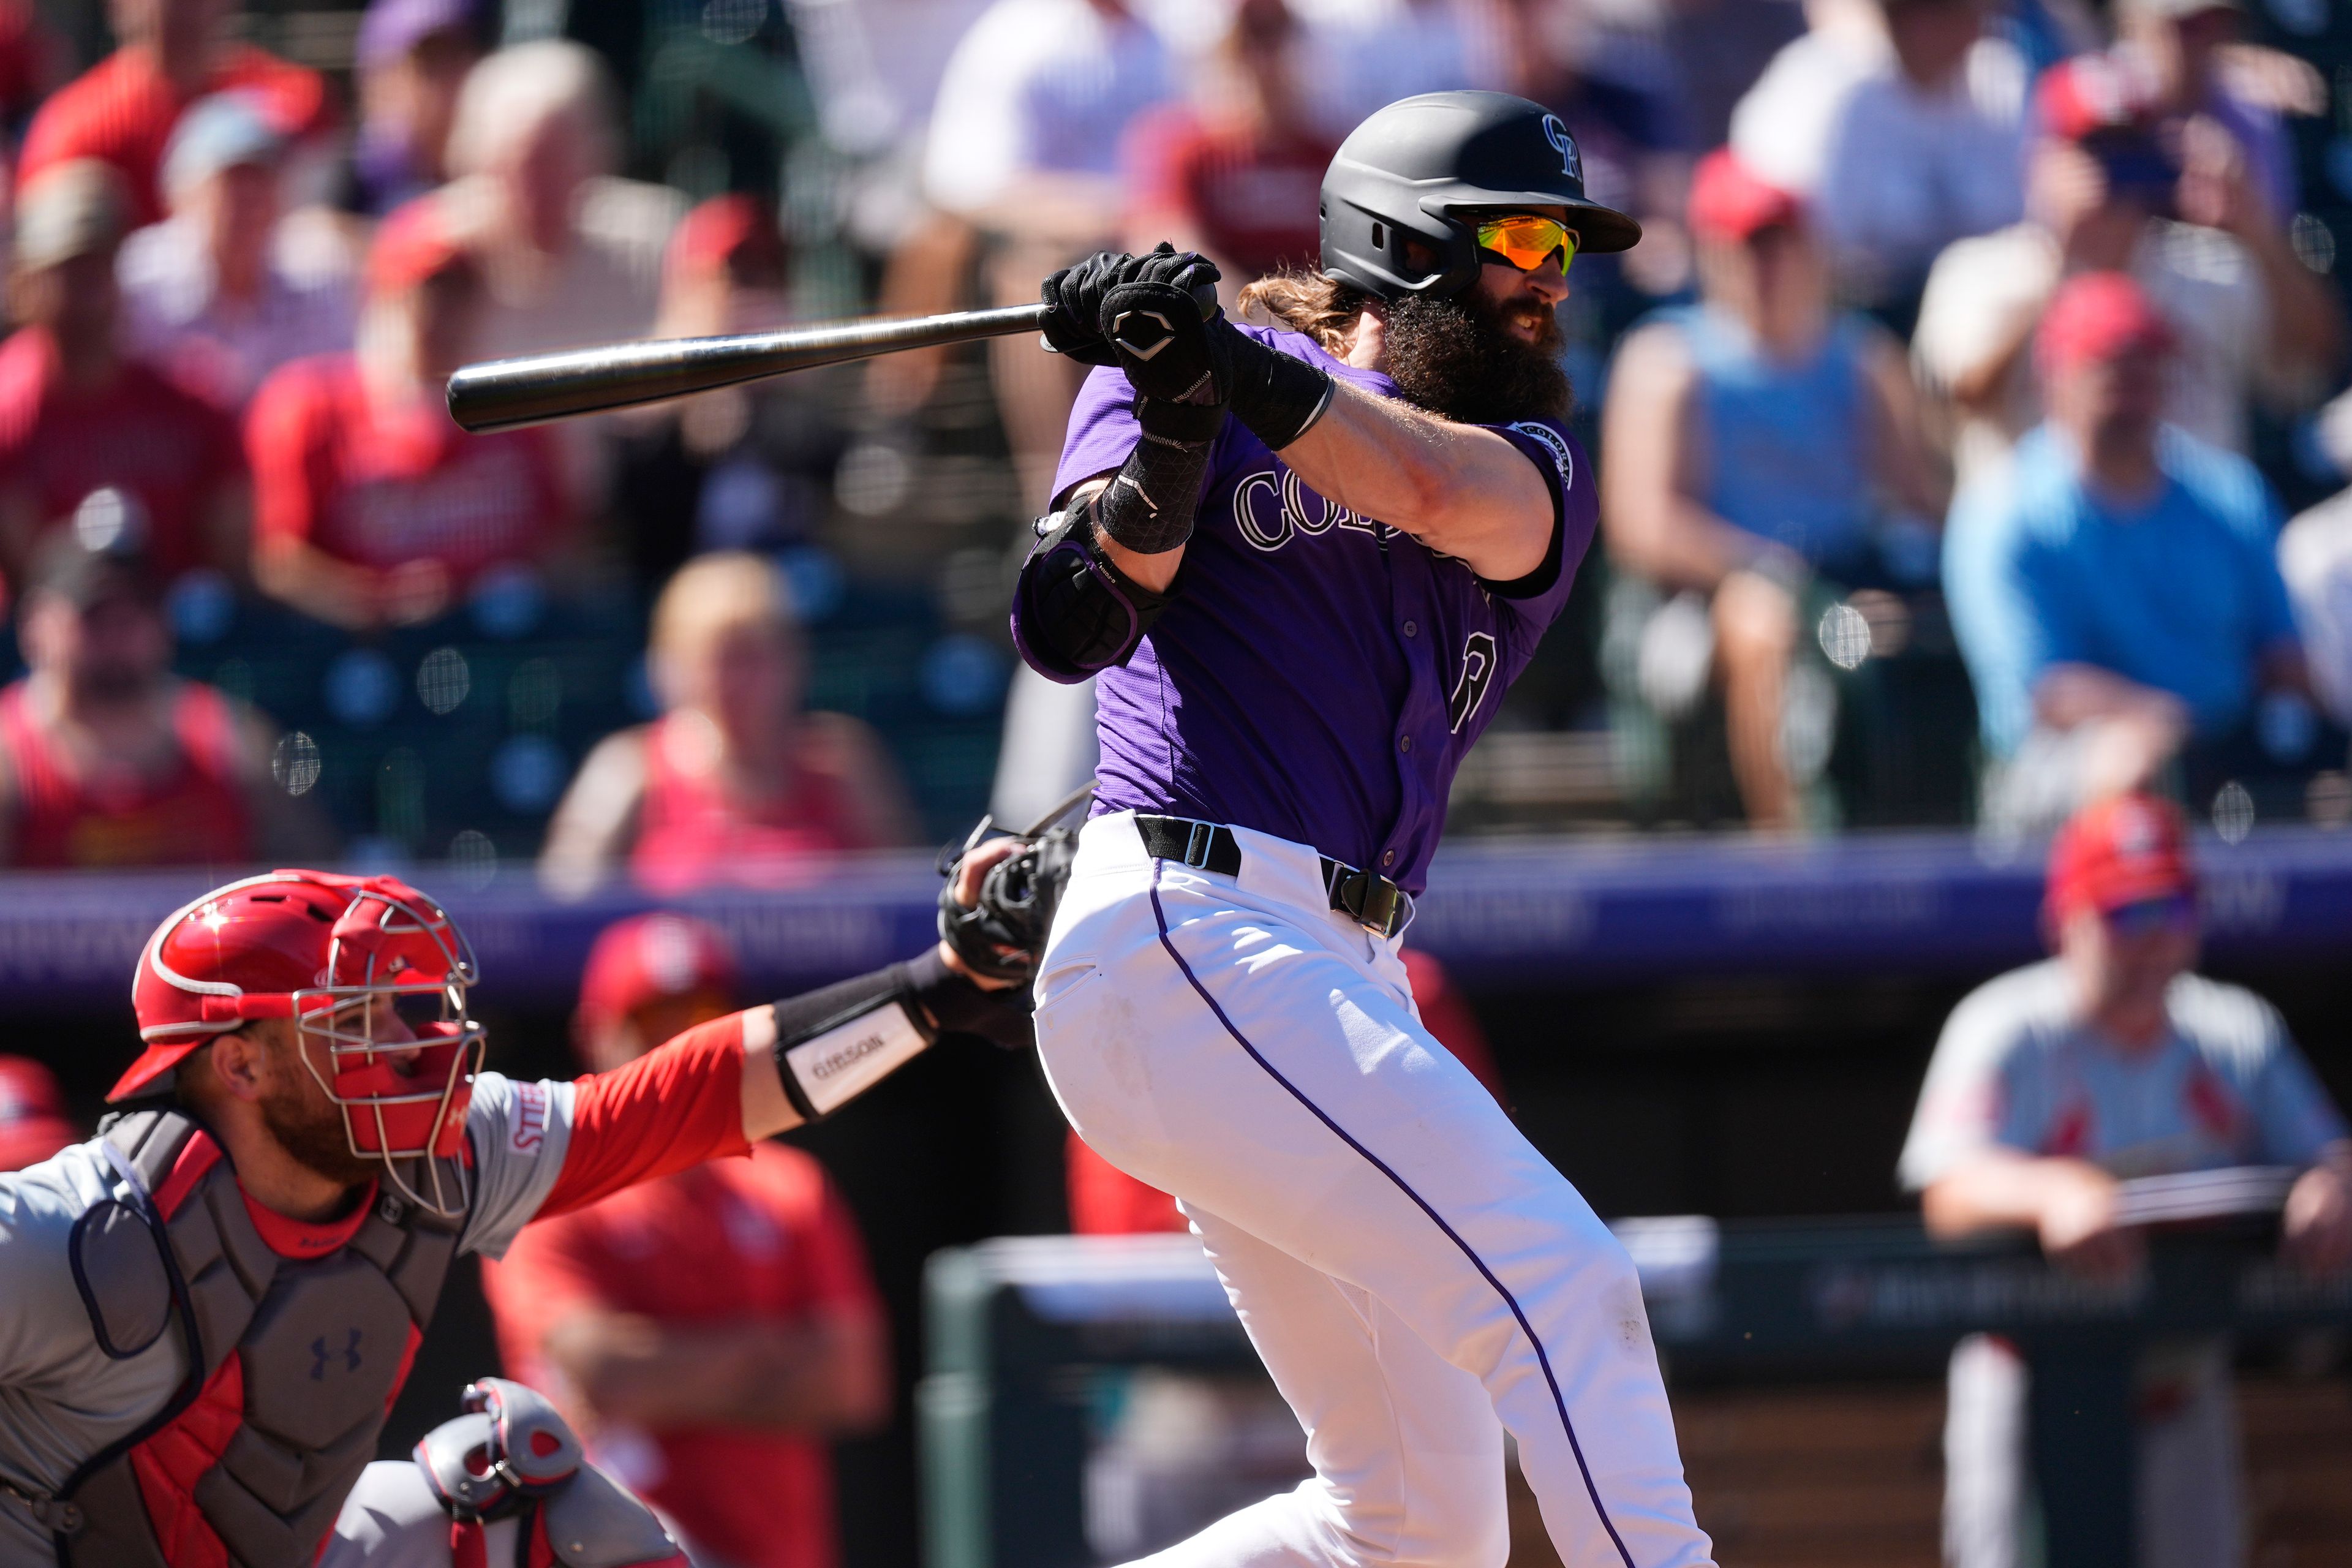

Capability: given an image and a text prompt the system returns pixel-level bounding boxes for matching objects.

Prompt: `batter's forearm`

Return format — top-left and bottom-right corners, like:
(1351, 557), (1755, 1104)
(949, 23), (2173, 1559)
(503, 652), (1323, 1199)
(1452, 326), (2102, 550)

(1278, 380), (1553, 579)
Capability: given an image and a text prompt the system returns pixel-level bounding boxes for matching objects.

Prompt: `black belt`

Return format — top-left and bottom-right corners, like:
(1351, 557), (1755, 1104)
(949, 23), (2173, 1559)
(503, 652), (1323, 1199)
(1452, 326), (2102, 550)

(1133, 814), (1414, 938)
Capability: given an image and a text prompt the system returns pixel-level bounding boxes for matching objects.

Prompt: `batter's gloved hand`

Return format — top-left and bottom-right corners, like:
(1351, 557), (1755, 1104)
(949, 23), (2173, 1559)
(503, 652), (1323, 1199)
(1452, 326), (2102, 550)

(1102, 277), (1333, 453)
(1041, 244), (1220, 366)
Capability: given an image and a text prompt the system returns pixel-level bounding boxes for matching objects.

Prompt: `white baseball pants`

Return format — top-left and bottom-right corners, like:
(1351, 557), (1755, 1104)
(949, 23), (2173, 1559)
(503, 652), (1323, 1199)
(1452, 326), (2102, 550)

(1033, 812), (1715, 1568)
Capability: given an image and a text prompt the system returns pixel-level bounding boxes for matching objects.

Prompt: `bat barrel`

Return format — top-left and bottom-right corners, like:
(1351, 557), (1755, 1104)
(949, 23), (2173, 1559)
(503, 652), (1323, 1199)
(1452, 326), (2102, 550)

(445, 303), (1049, 434)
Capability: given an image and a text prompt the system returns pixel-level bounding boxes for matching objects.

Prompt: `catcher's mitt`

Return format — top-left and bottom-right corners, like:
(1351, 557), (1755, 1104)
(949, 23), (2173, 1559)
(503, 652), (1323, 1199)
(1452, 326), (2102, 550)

(937, 783), (1091, 986)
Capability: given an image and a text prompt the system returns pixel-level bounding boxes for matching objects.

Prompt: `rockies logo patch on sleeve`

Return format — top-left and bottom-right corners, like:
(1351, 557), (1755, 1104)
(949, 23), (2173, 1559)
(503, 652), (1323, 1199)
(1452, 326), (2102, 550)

(1508, 422), (1575, 494)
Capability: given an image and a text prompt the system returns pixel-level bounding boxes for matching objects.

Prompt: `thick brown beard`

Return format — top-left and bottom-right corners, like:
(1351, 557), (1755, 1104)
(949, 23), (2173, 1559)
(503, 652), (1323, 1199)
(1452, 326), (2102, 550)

(1381, 286), (1573, 427)
(260, 1068), (385, 1188)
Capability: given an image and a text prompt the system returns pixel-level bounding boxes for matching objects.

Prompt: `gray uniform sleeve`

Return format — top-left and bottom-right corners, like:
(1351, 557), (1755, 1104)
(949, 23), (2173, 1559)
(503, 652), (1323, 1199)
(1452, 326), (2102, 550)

(1898, 970), (2048, 1192)
(457, 1074), (578, 1261)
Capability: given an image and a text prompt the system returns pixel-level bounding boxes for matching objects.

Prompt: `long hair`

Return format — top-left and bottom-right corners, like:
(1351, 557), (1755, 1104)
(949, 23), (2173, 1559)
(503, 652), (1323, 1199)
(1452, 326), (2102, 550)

(1235, 267), (1371, 357)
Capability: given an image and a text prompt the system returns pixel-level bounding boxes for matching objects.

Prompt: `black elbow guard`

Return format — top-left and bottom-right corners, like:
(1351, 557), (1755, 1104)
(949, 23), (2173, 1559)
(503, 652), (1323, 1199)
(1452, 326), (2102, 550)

(771, 951), (1035, 1121)
(1011, 507), (1177, 682)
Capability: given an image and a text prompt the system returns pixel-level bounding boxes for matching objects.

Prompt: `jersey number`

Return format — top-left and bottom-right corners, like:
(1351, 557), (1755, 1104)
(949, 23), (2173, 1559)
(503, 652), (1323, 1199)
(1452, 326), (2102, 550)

(1448, 633), (1498, 733)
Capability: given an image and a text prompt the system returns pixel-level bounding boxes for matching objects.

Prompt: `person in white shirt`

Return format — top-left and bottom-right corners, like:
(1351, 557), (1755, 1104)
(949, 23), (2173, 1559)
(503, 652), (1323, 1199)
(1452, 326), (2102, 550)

(116, 92), (358, 410)
(920, 0), (1177, 503)
(438, 40), (683, 363)
(1811, 0), (2026, 305)
(1912, 53), (2340, 494)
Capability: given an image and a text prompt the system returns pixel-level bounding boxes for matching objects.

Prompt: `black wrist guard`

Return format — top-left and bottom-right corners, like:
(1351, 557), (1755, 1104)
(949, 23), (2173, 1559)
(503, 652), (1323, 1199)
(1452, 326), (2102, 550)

(769, 962), (937, 1122)
(1095, 399), (1223, 556)
(1013, 507), (1178, 679)
(1223, 325), (1333, 451)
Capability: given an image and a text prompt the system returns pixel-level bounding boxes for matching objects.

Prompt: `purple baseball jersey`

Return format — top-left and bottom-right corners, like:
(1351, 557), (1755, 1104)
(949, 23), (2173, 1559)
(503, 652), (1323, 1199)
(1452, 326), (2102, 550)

(1013, 324), (1593, 894)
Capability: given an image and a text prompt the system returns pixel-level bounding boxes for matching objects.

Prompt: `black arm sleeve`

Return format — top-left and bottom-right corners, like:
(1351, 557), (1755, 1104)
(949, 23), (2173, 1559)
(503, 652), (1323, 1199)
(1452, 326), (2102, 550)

(769, 952), (1033, 1121)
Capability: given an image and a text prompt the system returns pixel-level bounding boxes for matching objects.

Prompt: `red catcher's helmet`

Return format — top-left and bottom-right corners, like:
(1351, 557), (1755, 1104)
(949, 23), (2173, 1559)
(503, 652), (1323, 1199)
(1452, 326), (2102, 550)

(119, 870), (485, 1216)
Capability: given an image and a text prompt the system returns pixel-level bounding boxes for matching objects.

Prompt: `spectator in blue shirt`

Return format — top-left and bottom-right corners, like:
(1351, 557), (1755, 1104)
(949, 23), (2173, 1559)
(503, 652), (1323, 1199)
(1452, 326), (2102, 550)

(1945, 271), (2315, 828)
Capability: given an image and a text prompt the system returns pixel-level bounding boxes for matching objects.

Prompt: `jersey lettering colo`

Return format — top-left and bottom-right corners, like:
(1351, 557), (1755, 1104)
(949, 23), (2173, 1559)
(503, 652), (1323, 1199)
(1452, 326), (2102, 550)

(1020, 325), (1592, 894)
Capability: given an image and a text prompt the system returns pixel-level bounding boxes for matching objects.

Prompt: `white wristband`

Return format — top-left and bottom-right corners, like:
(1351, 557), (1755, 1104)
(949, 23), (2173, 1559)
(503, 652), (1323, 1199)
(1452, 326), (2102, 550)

(780, 1000), (931, 1118)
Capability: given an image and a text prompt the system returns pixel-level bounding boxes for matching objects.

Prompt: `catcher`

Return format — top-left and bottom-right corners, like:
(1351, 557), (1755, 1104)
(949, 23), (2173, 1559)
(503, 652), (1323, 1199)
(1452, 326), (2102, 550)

(0, 820), (1062, 1568)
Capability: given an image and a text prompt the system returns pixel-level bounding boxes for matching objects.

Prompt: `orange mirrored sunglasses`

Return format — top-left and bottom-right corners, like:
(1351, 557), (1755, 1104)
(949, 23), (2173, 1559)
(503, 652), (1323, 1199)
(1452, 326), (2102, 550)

(1474, 215), (1578, 274)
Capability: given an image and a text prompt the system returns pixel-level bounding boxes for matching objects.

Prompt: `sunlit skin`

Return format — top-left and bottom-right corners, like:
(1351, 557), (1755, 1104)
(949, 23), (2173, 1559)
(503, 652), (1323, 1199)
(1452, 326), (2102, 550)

(177, 843), (1022, 1225)
(1921, 899), (2352, 1278)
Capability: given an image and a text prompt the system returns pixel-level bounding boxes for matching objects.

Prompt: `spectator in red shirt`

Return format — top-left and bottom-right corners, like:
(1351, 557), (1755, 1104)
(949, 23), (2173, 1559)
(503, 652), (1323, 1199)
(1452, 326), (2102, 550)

(0, 160), (249, 587)
(0, 1057), (77, 1172)
(482, 912), (890, 1568)
(17, 0), (331, 228)
(539, 552), (919, 897)
(1121, 0), (1333, 290)
(0, 523), (331, 868)
(1069, 949), (1506, 1234)
(246, 194), (572, 630)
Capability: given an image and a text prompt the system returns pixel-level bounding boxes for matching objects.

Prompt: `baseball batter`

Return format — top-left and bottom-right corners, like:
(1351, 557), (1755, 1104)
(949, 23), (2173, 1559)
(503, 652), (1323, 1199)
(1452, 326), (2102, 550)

(0, 848), (1041, 1568)
(1012, 92), (1713, 1568)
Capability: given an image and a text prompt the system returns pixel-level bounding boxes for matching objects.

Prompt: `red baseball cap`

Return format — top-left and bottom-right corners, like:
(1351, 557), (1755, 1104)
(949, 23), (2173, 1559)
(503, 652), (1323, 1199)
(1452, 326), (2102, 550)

(2047, 792), (2196, 921)
(1687, 148), (1803, 243)
(2036, 271), (2175, 376)
(0, 1057), (78, 1171)
(575, 913), (738, 1047)
(367, 195), (472, 297)
(664, 194), (786, 285)
(2035, 55), (2154, 143)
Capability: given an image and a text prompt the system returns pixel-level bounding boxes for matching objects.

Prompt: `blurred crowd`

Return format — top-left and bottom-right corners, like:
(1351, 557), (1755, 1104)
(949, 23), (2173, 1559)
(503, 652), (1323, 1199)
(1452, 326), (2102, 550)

(2, 0), (2352, 881)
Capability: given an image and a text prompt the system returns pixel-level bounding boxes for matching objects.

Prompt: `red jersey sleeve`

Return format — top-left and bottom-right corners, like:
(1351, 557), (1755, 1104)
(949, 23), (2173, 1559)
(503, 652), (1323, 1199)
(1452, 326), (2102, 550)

(246, 358), (331, 548)
(538, 1013), (752, 1218)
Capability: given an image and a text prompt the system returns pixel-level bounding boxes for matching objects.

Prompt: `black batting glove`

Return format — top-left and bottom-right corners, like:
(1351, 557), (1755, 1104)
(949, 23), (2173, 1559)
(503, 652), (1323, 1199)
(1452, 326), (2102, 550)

(1042, 243), (1220, 366)
(1102, 279), (1331, 453)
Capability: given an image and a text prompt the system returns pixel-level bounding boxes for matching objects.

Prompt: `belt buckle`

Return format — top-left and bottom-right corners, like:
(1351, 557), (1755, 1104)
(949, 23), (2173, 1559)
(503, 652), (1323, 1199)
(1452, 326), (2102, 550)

(1332, 865), (1408, 938)
(1183, 820), (1213, 870)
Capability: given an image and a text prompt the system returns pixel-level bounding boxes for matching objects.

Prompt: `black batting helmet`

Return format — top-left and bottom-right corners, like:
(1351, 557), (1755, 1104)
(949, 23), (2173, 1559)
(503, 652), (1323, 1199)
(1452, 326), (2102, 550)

(1320, 91), (1642, 303)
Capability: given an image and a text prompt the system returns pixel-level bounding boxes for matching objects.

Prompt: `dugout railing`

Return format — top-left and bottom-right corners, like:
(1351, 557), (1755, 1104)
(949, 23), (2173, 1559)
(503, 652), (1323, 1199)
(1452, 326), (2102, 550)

(918, 1211), (2352, 1568)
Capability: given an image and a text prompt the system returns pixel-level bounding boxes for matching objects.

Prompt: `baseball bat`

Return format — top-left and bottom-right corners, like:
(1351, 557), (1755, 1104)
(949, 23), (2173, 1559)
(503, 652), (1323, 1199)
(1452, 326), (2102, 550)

(445, 302), (1049, 434)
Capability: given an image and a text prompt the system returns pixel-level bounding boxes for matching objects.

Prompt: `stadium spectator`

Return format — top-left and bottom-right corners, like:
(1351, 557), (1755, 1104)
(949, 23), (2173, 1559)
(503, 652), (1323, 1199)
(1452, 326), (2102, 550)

(0, 1057), (76, 1172)
(1069, 948), (1507, 1234)
(540, 552), (919, 897)
(1120, 0), (1332, 288)
(2113, 0), (2299, 222)
(1601, 149), (1936, 830)
(118, 92), (357, 411)
(613, 195), (846, 591)
(1943, 272), (2315, 829)
(1728, 0), (1894, 197)
(247, 196), (571, 631)
(1901, 791), (2352, 1568)
(0, 160), (249, 585)
(1811, 0), (2026, 307)
(348, 0), (481, 216)
(17, 0), (332, 228)
(482, 911), (889, 1568)
(0, 1), (63, 133)
(0, 526), (330, 868)
(440, 40), (682, 361)
(922, 0), (1175, 502)
(1914, 55), (2340, 491)
(1293, 0), (1500, 148)
(2280, 394), (2352, 734)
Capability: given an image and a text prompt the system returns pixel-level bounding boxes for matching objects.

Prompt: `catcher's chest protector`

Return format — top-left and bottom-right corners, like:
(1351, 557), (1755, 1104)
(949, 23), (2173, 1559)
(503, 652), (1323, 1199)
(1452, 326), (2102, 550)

(56, 1110), (463, 1568)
